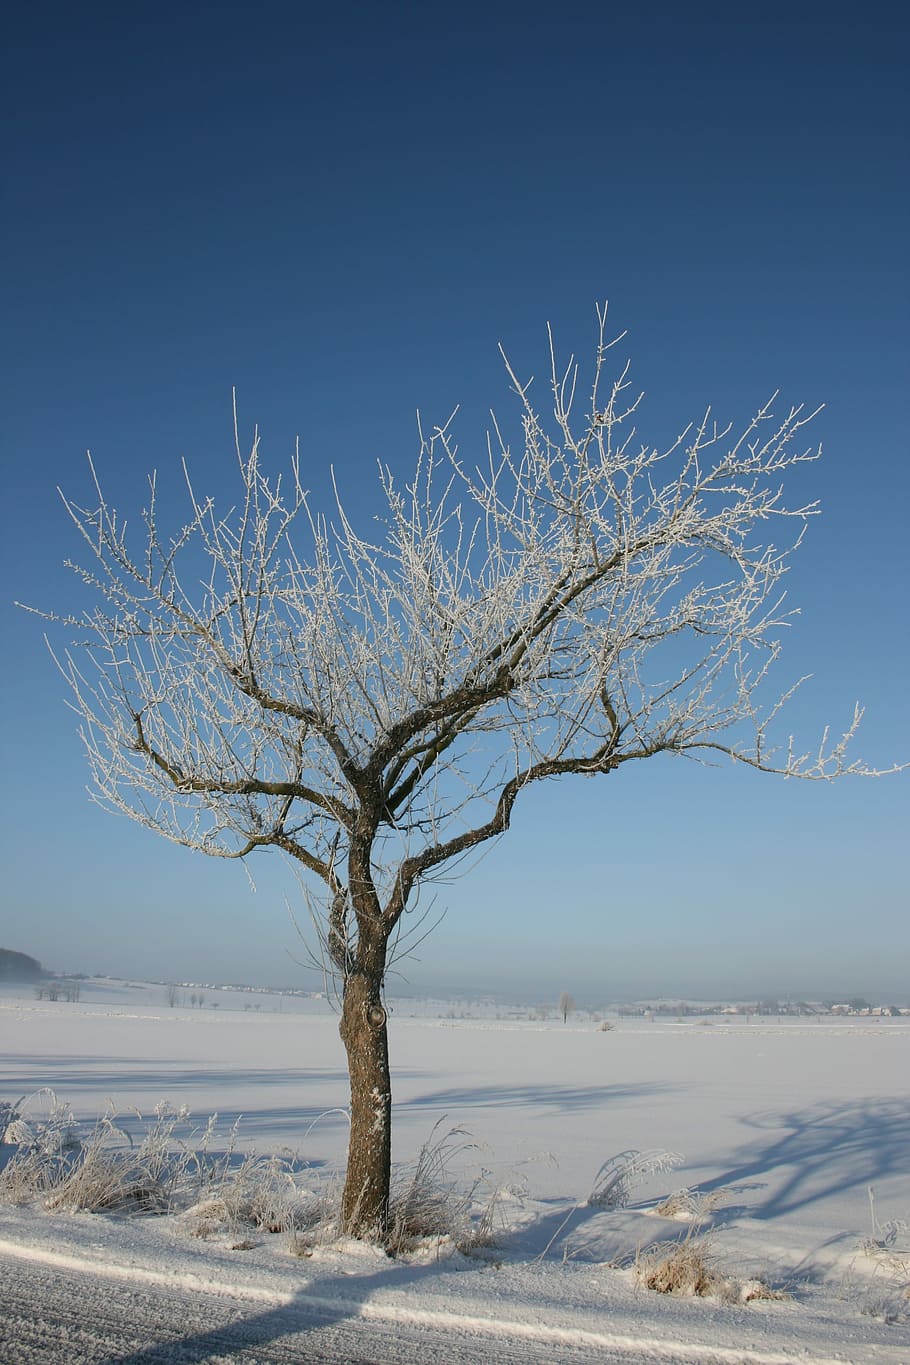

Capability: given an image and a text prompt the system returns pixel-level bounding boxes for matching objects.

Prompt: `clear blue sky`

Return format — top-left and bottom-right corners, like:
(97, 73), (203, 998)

(2, 2), (907, 1002)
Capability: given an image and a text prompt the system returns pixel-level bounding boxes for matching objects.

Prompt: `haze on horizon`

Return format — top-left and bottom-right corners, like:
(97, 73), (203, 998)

(10, 904), (908, 1009)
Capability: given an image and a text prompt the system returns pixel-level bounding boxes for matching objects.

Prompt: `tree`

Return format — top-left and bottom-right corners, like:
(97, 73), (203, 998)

(559, 992), (575, 1023)
(32, 306), (890, 1240)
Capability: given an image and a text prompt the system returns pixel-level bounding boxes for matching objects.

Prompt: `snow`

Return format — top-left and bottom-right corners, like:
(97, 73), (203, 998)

(1, 979), (908, 1362)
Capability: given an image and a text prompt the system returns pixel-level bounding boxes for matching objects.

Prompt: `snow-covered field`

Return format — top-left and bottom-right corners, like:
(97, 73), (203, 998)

(1, 979), (908, 1363)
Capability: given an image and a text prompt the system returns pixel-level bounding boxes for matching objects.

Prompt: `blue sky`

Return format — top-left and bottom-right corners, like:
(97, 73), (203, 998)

(2, 3), (907, 1002)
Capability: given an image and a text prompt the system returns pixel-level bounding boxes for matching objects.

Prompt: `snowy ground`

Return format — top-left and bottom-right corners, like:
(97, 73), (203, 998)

(1, 979), (908, 1362)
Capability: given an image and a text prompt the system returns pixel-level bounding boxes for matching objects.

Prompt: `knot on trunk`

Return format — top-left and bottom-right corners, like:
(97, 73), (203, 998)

(366, 1002), (387, 1029)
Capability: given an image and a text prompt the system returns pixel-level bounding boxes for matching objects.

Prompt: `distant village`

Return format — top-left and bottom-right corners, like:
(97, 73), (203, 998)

(3, 950), (908, 1018)
(614, 998), (909, 1018)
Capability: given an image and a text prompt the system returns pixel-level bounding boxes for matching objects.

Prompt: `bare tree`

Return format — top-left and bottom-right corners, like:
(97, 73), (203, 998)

(560, 992), (575, 1024)
(29, 306), (893, 1240)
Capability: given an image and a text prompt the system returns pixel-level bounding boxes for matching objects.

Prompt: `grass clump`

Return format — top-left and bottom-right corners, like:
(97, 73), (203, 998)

(1, 1090), (83, 1203)
(654, 1185), (731, 1221)
(183, 1152), (321, 1242)
(1, 1091), (317, 1231)
(632, 1230), (787, 1303)
(1, 1093), (211, 1212)
(387, 1122), (475, 1254)
(636, 1236), (719, 1296)
(588, 1149), (684, 1210)
(385, 1120), (504, 1257)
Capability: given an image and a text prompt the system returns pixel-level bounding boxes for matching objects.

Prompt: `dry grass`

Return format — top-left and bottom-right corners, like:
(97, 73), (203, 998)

(1, 1090), (83, 1203)
(43, 1104), (205, 1213)
(0, 1091), (170, 1211)
(385, 1120), (503, 1257)
(654, 1185), (731, 1222)
(181, 1153), (321, 1241)
(1, 1091), (317, 1230)
(853, 1189), (910, 1317)
(588, 1149), (684, 1210)
(633, 1233), (787, 1303)
(285, 1122), (507, 1260)
(3, 1093), (502, 1261)
(387, 1123), (471, 1253)
(635, 1236), (720, 1296)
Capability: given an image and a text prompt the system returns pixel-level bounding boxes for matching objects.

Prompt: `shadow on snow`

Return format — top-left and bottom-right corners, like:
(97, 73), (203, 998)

(701, 1097), (910, 1221)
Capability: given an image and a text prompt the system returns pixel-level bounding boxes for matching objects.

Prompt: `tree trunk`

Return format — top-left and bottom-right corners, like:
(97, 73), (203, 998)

(339, 966), (392, 1239)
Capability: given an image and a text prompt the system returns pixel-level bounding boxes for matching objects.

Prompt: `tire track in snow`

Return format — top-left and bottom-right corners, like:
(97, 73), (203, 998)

(0, 1240), (860, 1365)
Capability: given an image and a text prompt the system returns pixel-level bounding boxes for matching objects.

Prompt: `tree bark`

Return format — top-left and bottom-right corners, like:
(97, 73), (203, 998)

(338, 965), (392, 1239)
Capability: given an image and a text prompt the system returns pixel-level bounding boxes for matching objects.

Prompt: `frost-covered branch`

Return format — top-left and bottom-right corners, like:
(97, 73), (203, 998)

(27, 306), (898, 987)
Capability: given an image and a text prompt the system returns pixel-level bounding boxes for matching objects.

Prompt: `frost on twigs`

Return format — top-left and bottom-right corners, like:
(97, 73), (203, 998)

(0, 1092), (320, 1234)
(21, 305), (902, 1236)
(23, 308), (899, 999)
(0, 1094), (215, 1213)
(588, 1149), (684, 1210)
(385, 1119), (503, 1257)
(653, 1184), (732, 1222)
(856, 1187), (910, 1309)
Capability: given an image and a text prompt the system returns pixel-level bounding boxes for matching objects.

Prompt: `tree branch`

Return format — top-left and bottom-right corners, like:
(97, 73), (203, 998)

(132, 713), (355, 827)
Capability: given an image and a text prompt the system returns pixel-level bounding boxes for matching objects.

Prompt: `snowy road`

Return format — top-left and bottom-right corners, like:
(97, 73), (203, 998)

(0, 1251), (702, 1365)
(0, 1247), (848, 1365)
(3, 1248), (448, 1364)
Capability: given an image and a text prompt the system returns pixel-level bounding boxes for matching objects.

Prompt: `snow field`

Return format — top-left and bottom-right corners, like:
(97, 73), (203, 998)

(1, 980), (908, 1362)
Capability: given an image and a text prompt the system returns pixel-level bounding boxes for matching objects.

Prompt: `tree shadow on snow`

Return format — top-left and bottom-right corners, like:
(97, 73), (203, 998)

(400, 1080), (677, 1112)
(0, 1058), (356, 1092)
(100, 1256), (480, 1365)
(488, 1095), (910, 1270)
(698, 1097), (910, 1221)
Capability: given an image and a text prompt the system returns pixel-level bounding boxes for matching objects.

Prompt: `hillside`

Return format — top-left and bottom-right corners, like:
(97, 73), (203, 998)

(0, 949), (43, 982)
